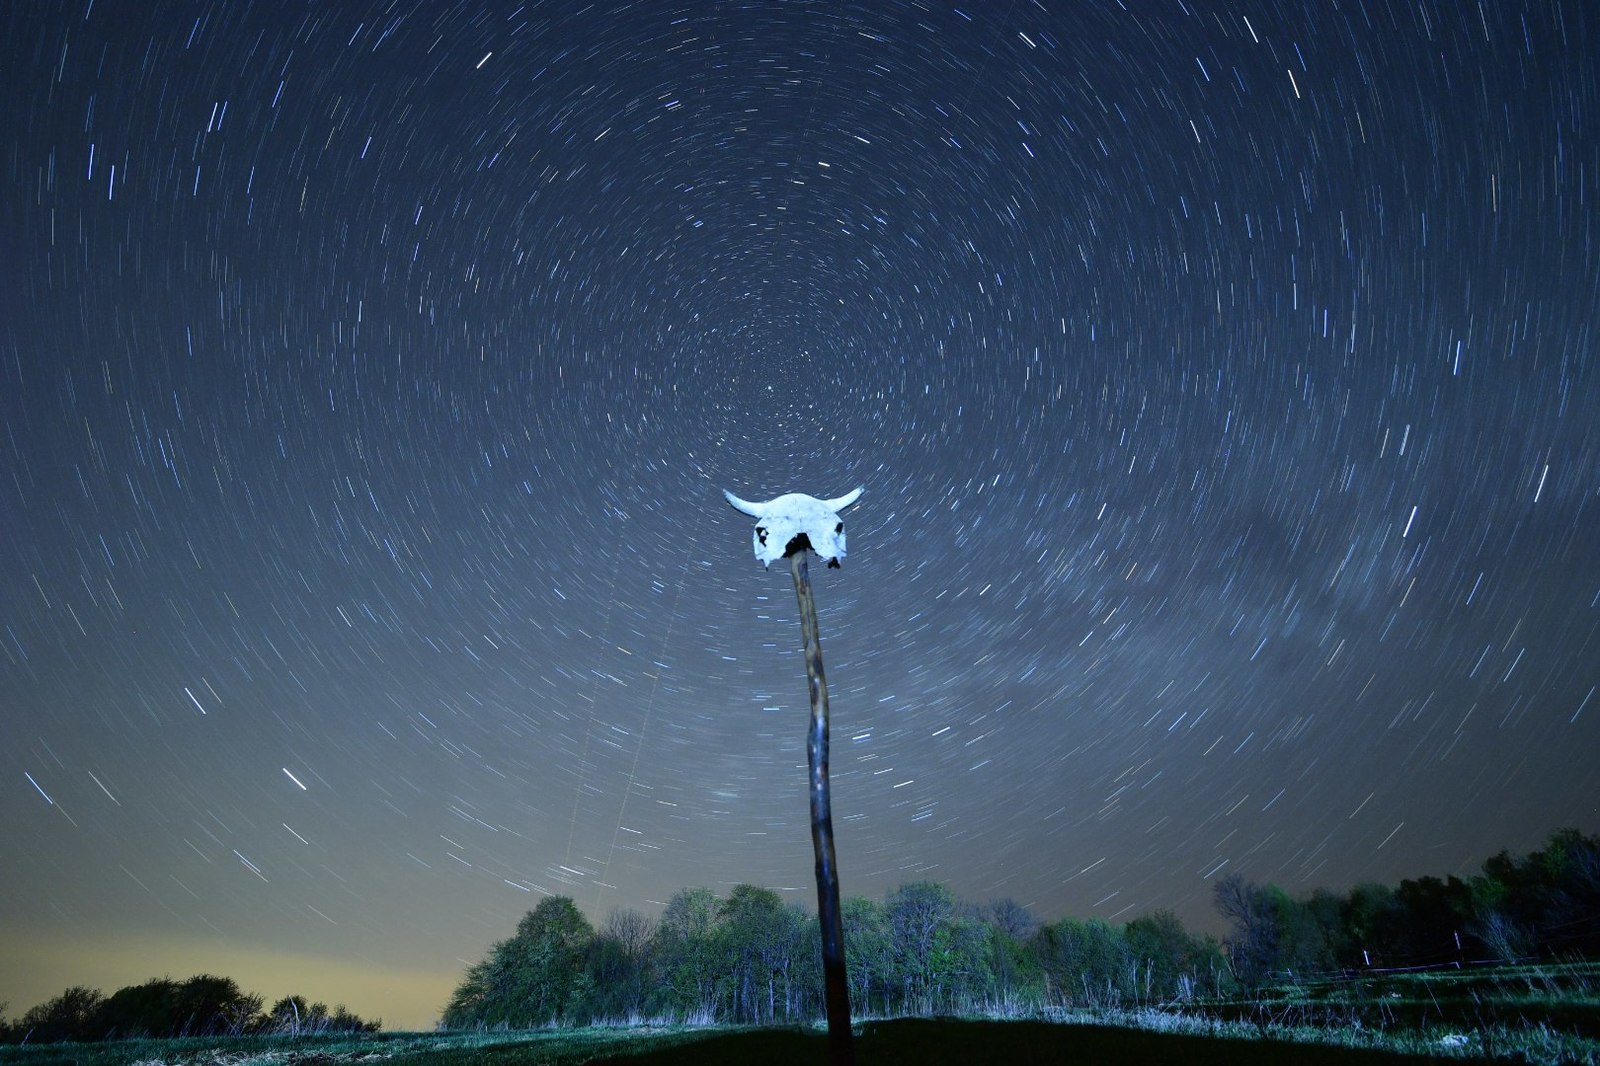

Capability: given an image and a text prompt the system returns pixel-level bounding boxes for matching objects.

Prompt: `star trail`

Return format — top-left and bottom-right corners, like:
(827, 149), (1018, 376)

(3, 0), (1597, 1030)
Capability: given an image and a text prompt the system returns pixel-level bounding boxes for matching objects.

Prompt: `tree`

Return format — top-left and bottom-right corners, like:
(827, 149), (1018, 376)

(440, 959), (496, 1031)
(1214, 874), (1279, 988)
(886, 881), (955, 1010)
(1124, 910), (1206, 1003)
(649, 887), (721, 1018)
(16, 986), (105, 1042)
(927, 913), (994, 1009)
(94, 974), (261, 1038)
(981, 901), (1043, 1011)
(1506, 828), (1600, 956)
(605, 907), (656, 961)
(97, 978), (180, 1038)
(841, 896), (894, 1016)
(1392, 875), (1474, 965)
(715, 884), (806, 1024)
(175, 975), (263, 1035)
(582, 935), (627, 1021)
(265, 995), (330, 1034)
(442, 895), (595, 1028)
(581, 908), (657, 1021)
(326, 1004), (380, 1033)
(1460, 829), (1600, 959)
(5, 979), (373, 1044)
(1269, 885), (1335, 976)
(1302, 889), (1351, 969)
(1536, 829), (1600, 954)
(1030, 917), (1130, 1008)
(986, 898), (1039, 941)
(1340, 881), (1403, 967)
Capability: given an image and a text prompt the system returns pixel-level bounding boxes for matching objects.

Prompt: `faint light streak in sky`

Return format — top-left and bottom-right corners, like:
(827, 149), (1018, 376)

(25, 772), (54, 805)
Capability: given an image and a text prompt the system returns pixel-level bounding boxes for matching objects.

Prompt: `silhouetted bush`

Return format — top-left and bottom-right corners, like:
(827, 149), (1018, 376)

(1, 977), (376, 1044)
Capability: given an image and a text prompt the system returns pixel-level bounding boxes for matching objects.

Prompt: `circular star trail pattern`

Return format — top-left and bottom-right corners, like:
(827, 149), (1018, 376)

(3, 0), (1597, 1028)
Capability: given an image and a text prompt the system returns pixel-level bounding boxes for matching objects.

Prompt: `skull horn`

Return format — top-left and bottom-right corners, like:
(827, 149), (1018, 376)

(723, 489), (767, 517)
(822, 486), (864, 512)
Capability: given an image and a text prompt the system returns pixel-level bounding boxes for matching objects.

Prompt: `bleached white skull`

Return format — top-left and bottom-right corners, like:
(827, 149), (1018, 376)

(723, 487), (864, 569)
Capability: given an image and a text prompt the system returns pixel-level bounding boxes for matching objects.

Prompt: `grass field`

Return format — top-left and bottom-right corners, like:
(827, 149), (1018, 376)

(0, 1022), (1458, 1066)
(4, 962), (1598, 1065)
(1181, 959), (1600, 1058)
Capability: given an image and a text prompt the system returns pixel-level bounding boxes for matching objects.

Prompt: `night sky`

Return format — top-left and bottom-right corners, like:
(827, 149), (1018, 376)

(4, 0), (1598, 1031)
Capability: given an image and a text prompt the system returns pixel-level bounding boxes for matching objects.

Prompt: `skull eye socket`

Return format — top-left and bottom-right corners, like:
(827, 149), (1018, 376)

(835, 522), (844, 534)
(756, 526), (768, 546)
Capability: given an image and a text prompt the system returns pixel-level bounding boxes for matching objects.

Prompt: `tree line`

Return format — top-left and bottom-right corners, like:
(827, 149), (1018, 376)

(442, 827), (1600, 1028)
(0, 976), (378, 1044)
(1215, 826), (1600, 987)
(8, 827), (1593, 1041)
(440, 881), (1231, 1029)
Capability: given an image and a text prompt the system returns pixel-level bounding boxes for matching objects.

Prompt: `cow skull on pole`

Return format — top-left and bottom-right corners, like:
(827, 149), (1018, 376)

(724, 485), (863, 1066)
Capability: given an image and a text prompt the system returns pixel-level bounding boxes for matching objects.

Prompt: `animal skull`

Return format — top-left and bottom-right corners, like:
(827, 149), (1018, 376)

(723, 487), (864, 568)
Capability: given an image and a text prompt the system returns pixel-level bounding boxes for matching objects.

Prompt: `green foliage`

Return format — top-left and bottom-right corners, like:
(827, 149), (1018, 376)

(711, 884), (811, 1023)
(928, 915), (994, 1007)
(983, 902), (1044, 1010)
(588, 904), (659, 1019)
(1125, 909), (1215, 1002)
(1481, 828), (1600, 957)
(1034, 916), (1132, 1007)
(886, 880), (956, 1009)
(582, 908), (656, 1021)
(442, 895), (595, 1029)
(18, 829), (1594, 1047)
(435, 878), (1244, 1030)
(448, 846), (1600, 1033)
(1269, 885), (1337, 975)
(1339, 882), (1402, 966)
(649, 886), (721, 1016)
(841, 895), (895, 1014)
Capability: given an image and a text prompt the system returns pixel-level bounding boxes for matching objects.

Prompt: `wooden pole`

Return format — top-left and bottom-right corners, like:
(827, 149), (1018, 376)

(789, 548), (854, 1066)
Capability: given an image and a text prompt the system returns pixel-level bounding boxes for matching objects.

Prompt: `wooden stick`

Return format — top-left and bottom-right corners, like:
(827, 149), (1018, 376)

(789, 549), (855, 1065)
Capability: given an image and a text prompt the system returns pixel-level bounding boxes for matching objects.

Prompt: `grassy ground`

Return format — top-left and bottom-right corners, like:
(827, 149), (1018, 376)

(0, 1023), (1452, 1066)
(1, 1016), (1592, 1066)
(5, 963), (1599, 1066)
(1182, 959), (1600, 1055)
(586, 1019), (1452, 1065)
